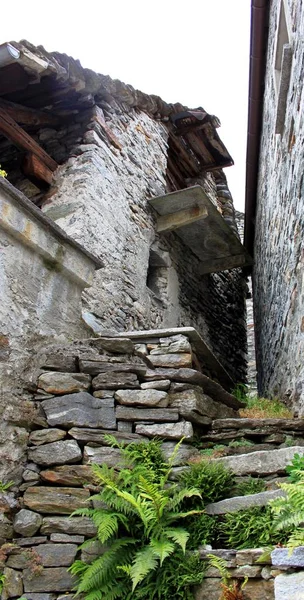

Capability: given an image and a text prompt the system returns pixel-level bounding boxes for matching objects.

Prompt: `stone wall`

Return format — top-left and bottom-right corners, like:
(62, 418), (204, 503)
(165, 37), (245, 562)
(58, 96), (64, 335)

(0, 177), (100, 483)
(38, 100), (247, 383)
(0, 331), (243, 599)
(253, 0), (304, 412)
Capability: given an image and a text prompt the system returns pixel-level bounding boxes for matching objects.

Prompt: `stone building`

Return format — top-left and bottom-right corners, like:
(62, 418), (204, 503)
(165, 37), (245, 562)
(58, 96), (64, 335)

(245, 0), (304, 414)
(0, 38), (250, 392)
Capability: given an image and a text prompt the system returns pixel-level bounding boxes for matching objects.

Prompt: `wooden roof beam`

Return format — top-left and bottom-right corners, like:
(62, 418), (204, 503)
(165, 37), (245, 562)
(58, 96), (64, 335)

(0, 107), (58, 171)
(0, 98), (60, 127)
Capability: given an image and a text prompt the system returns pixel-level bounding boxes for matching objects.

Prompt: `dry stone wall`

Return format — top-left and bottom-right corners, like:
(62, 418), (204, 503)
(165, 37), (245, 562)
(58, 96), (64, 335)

(254, 0), (304, 413)
(2, 332), (304, 599)
(38, 99), (247, 383)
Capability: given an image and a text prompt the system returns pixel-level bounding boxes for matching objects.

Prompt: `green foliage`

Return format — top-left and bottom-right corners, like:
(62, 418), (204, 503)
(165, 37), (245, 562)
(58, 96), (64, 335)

(70, 439), (204, 599)
(270, 469), (304, 550)
(228, 438), (254, 449)
(234, 477), (266, 496)
(286, 453), (304, 482)
(0, 574), (5, 595)
(0, 481), (14, 492)
(232, 384), (248, 403)
(180, 460), (235, 505)
(239, 396), (292, 419)
(185, 513), (218, 550)
(0, 166), (7, 178)
(199, 445), (226, 457)
(220, 506), (292, 550)
(131, 551), (205, 600)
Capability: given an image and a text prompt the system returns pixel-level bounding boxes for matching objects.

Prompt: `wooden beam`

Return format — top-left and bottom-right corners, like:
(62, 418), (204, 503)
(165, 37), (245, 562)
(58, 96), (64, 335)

(0, 108), (57, 171)
(0, 99), (60, 127)
(22, 153), (54, 186)
(199, 253), (252, 275)
(156, 205), (208, 233)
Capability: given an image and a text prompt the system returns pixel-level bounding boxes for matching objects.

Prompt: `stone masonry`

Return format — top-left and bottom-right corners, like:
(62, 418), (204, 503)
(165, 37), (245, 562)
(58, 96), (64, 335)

(254, 0), (304, 413)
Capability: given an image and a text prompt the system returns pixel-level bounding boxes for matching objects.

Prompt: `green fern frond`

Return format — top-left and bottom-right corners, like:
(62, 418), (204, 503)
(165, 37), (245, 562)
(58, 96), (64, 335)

(286, 528), (304, 551)
(165, 527), (189, 553)
(167, 487), (202, 510)
(207, 554), (230, 585)
(130, 545), (159, 590)
(150, 537), (175, 564)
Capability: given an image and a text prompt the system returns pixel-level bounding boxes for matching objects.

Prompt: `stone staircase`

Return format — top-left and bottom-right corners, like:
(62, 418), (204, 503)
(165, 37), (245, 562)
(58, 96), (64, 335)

(1, 329), (303, 600)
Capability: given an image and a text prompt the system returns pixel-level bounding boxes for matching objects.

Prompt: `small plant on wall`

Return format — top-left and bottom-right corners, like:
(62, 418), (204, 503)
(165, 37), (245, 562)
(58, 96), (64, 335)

(69, 438), (206, 600)
(0, 166), (7, 178)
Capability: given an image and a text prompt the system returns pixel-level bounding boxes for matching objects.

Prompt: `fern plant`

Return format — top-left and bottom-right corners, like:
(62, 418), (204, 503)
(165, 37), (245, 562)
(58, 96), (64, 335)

(270, 470), (304, 550)
(70, 439), (204, 599)
(0, 166), (6, 178)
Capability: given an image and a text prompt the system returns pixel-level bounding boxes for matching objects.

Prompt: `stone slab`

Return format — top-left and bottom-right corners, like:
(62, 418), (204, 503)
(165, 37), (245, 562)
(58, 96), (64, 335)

(88, 337), (134, 354)
(92, 371), (140, 389)
(2, 567), (23, 600)
(143, 368), (243, 409)
(115, 389), (169, 407)
(34, 543), (78, 566)
(148, 353), (192, 368)
(41, 354), (77, 372)
(205, 489), (285, 515)
(40, 465), (98, 486)
(212, 418), (304, 431)
(29, 429), (66, 446)
(169, 389), (236, 422)
(41, 392), (116, 429)
(274, 572), (304, 599)
(161, 442), (200, 465)
(24, 486), (90, 514)
(41, 517), (96, 536)
(214, 446), (304, 476)
(68, 427), (144, 444)
(83, 446), (122, 466)
(23, 567), (76, 593)
(116, 406), (179, 422)
(28, 440), (82, 465)
(38, 372), (91, 394)
(80, 358), (146, 376)
(271, 546), (304, 568)
(141, 379), (171, 390)
(135, 421), (193, 440)
(50, 533), (84, 543)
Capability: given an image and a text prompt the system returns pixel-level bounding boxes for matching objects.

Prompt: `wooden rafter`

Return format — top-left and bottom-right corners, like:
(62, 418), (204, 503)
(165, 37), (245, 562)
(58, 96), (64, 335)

(0, 107), (57, 172)
(0, 98), (60, 127)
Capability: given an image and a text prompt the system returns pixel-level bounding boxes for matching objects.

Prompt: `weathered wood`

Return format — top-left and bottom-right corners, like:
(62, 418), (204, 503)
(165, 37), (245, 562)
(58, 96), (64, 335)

(199, 254), (251, 275)
(0, 108), (58, 171)
(22, 153), (54, 186)
(157, 205), (208, 233)
(0, 98), (60, 127)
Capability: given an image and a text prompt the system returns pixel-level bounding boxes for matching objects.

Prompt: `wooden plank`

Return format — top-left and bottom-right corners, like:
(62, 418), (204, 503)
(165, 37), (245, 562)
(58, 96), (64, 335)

(0, 99), (60, 127)
(157, 205), (208, 233)
(199, 253), (252, 275)
(22, 153), (54, 186)
(0, 108), (57, 171)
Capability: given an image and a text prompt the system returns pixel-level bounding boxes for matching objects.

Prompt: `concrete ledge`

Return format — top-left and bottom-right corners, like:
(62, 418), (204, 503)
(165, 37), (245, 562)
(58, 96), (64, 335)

(0, 178), (103, 286)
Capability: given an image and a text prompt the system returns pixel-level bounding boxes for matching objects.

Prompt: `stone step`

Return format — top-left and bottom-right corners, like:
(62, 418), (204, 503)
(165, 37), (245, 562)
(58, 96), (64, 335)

(213, 446), (304, 476)
(205, 489), (285, 515)
(212, 418), (304, 431)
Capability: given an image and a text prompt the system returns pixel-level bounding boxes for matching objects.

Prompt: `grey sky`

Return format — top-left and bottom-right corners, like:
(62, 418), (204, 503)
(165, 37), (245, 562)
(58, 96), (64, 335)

(2, 0), (251, 210)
